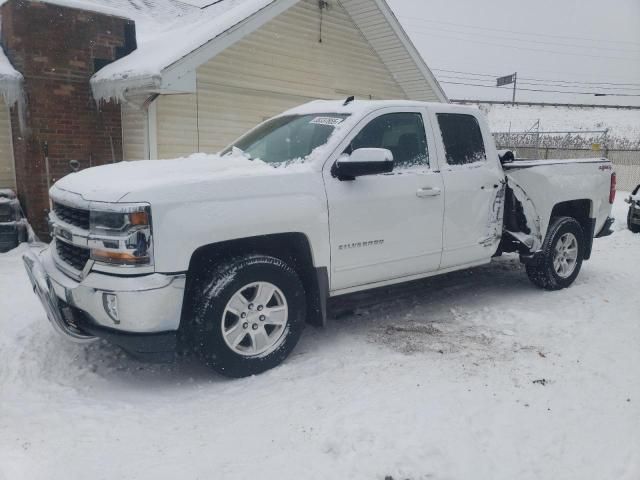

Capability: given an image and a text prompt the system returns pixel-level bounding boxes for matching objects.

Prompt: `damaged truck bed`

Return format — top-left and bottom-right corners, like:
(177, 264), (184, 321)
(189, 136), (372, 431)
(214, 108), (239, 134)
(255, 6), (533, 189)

(501, 158), (615, 261)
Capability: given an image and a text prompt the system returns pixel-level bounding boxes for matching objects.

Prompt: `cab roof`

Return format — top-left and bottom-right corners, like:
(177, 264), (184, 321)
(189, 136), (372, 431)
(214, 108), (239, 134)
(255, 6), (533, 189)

(282, 99), (478, 118)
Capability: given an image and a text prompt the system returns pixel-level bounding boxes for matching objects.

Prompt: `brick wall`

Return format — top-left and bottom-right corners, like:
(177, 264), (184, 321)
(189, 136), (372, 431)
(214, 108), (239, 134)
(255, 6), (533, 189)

(1, 0), (133, 238)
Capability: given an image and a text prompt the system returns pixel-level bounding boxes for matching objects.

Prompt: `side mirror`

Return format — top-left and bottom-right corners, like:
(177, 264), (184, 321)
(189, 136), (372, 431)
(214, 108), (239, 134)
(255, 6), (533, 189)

(333, 148), (394, 181)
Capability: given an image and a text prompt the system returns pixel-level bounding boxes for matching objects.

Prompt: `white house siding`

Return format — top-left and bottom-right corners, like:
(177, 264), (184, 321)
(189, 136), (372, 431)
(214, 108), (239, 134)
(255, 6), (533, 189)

(340, 0), (444, 102)
(0, 102), (15, 190)
(155, 0), (408, 156)
(121, 102), (148, 160)
(156, 93), (199, 159)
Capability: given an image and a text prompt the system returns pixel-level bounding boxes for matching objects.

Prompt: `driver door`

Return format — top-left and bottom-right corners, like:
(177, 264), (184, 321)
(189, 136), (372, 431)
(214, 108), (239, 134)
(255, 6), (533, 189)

(323, 108), (445, 292)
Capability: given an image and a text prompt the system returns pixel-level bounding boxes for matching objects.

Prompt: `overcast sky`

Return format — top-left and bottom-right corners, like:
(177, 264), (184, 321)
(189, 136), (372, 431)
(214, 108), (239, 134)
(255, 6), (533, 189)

(387, 0), (640, 106)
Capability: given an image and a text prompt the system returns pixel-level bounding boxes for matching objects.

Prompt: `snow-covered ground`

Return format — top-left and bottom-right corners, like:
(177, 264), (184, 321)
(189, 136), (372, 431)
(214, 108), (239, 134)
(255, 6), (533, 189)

(1, 197), (639, 480)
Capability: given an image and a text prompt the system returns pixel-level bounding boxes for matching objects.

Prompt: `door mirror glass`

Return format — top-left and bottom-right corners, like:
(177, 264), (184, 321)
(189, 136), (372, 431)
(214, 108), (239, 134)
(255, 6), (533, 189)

(333, 148), (394, 180)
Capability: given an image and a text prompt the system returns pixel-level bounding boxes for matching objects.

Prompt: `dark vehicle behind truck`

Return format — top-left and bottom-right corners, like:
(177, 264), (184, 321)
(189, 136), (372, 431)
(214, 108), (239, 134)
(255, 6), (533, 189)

(0, 189), (28, 252)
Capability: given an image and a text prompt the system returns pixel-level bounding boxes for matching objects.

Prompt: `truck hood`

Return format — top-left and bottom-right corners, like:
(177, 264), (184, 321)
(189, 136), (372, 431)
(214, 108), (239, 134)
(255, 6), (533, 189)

(54, 154), (310, 203)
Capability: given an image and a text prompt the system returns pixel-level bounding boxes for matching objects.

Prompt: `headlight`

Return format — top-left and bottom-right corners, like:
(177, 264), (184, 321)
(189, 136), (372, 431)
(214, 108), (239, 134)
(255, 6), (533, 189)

(88, 203), (153, 267)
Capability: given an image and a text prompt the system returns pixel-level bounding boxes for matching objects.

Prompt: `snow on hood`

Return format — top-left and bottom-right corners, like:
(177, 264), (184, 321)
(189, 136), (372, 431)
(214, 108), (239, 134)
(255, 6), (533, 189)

(53, 152), (311, 203)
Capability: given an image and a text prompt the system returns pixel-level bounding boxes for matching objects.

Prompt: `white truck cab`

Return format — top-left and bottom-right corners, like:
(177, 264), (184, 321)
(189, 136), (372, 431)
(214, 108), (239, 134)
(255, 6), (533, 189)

(24, 100), (616, 377)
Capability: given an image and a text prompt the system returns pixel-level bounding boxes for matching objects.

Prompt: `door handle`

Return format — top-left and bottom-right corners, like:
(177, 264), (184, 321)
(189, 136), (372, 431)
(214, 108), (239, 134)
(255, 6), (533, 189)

(416, 187), (441, 198)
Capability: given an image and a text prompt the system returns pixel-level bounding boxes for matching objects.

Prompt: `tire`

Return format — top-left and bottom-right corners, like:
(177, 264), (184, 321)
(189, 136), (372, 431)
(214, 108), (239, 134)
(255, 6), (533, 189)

(526, 216), (585, 291)
(628, 208), (640, 233)
(190, 254), (306, 378)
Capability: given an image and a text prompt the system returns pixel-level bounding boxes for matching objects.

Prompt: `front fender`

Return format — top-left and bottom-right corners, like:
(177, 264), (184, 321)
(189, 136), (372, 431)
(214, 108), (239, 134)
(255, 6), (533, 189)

(142, 173), (330, 273)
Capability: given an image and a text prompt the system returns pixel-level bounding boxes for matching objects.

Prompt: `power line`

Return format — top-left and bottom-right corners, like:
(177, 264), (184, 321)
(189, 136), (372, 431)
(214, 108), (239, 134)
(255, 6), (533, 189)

(397, 14), (640, 47)
(399, 18), (640, 54)
(432, 68), (640, 87)
(439, 80), (640, 97)
(518, 76), (640, 87)
(405, 29), (638, 61)
(517, 81), (640, 91)
(437, 74), (640, 91)
(433, 68), (499, 78)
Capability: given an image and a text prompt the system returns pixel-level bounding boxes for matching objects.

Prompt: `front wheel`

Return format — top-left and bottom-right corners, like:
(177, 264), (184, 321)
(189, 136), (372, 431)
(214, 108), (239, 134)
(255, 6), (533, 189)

(526, 217), (585, 291)
(190, 255), (306, 378)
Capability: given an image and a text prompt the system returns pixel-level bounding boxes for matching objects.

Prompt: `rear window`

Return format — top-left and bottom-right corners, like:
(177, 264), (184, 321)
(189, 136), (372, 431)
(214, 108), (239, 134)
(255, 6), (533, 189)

(437, 113), (486, 166)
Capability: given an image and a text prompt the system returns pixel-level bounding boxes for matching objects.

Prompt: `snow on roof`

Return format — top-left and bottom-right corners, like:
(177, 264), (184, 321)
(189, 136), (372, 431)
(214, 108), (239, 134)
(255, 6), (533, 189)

(90, 0), (277, 102)
(0, 0), (446, 105)
(87, 0), (446, 104)
(7, 0), (198, 25)
(0, 45), (23, 106)
(0, 0), (197, 103)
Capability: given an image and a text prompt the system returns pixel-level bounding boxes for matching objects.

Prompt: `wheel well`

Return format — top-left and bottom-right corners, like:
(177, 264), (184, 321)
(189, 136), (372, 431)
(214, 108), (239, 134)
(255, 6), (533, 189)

(550, 199), (595, 260)
(182, 233), (327, 329)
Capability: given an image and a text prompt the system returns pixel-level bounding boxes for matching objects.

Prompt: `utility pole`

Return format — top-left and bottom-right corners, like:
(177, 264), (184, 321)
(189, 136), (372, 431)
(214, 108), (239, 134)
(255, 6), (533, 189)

(512, 72), (517, 104)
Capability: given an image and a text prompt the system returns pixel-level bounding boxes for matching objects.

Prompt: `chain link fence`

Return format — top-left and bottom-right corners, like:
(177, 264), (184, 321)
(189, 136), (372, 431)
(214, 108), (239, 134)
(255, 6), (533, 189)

(494, 130), (640, 192)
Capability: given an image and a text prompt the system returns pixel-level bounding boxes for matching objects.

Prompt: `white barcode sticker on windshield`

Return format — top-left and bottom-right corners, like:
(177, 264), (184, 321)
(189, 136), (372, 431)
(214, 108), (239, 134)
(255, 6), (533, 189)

(309, 117), (344, 126)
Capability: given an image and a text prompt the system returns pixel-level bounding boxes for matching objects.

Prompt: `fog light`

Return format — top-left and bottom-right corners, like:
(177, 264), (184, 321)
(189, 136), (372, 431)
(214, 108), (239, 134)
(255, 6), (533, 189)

(102, 293), (119, 324)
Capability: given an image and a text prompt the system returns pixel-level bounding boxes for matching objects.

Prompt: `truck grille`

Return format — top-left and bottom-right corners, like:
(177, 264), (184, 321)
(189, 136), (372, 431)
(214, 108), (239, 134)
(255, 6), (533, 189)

(53, 202), (90, 230)
(56, 240), (90, 271)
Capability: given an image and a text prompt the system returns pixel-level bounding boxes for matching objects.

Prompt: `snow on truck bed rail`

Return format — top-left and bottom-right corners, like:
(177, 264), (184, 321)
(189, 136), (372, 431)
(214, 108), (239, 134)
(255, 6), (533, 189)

(502, 157), (610, 168)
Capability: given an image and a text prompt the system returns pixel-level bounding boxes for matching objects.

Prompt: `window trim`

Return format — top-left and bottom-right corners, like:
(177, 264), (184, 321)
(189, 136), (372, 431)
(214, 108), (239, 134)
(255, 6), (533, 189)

(336, 109), (432, 173)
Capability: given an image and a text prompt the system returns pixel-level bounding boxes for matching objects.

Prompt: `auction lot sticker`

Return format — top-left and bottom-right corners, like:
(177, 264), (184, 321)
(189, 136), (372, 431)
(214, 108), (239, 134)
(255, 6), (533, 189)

(310, 117), (344, 126)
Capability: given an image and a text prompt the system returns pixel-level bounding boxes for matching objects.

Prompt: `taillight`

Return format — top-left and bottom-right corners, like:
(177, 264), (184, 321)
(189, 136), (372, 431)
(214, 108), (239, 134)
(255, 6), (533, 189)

(609, 172), (616, 204)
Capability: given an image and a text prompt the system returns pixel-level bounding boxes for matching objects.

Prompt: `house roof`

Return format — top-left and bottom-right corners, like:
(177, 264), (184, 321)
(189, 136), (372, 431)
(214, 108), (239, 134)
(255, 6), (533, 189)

(0, 0), (448, 104)
(91, 0), (447, 104)
(91, 0), (281, 102)
(13, 0), (197, 24)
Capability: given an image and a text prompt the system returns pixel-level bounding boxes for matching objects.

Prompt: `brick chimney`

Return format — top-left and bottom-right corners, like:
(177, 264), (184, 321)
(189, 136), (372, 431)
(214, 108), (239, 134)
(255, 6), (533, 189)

(1, 0), (136, 238)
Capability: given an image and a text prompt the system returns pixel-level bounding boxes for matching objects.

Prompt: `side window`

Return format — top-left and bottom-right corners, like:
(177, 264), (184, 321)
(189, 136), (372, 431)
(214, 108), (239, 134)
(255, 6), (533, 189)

(348, 113), (429, 168)
(437, 113), (486, 165)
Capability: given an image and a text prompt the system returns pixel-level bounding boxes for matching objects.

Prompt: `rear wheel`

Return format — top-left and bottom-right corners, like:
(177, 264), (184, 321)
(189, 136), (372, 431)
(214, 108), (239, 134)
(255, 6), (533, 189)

(526, 217), (585, 290)
(190, 254), (306, 378)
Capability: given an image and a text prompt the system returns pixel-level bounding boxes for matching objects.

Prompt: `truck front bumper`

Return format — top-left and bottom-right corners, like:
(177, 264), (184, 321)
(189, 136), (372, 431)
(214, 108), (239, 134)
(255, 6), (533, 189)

(22, 245), (185, 361)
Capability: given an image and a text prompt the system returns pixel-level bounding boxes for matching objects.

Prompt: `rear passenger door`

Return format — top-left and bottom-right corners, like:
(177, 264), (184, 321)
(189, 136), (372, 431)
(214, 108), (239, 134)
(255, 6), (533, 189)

(431, 110), (505, 269)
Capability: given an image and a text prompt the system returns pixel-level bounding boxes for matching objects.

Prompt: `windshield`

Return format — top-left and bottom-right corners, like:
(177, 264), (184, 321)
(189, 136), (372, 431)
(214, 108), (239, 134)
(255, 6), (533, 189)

(222, 114), (349, 163)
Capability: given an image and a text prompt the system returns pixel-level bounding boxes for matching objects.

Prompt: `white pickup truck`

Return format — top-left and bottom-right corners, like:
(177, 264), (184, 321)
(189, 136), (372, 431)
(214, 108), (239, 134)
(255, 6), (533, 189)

(23, 100), (616, 377)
